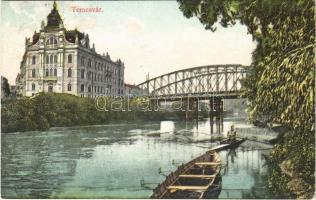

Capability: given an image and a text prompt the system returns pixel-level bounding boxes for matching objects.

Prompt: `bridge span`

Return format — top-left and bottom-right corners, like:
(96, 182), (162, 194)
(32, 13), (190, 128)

(137, 64), (248, 99)
(136, 64), (248, 120)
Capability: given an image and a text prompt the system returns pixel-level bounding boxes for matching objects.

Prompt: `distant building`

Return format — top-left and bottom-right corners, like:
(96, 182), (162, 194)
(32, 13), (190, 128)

(124, 83), (144, 97)
(10, 85), (17, 97)
(16, 1), (124, 97)
(1, 76), (10, 99)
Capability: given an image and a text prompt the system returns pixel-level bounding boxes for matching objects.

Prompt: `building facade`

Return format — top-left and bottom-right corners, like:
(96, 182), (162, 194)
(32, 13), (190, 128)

(16, 2), (124, 97)
(124, 83), (144, 97)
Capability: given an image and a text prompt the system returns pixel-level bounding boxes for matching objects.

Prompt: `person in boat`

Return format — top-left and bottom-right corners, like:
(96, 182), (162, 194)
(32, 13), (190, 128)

(227, 125), (237, 141)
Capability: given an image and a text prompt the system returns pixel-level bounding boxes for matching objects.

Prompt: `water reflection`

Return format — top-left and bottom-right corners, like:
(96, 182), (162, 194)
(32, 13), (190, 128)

(219, 147), (271, 199)
(2, 118), (276, 199)
(160, 121), (175, 133)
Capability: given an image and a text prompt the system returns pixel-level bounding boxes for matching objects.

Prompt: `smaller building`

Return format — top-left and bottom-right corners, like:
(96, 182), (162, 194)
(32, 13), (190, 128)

(10, 85), (17, 97)
(1, 76), (10, 99)
(124, 83), (144, 97)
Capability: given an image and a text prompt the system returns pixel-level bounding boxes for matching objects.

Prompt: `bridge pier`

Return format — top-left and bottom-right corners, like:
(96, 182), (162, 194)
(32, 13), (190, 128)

(209, 98), (224, 134)
(183, 98), (199, 121)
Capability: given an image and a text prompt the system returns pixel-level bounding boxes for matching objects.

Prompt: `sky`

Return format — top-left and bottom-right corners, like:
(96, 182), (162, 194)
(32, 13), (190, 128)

(0, 1), (256, 85)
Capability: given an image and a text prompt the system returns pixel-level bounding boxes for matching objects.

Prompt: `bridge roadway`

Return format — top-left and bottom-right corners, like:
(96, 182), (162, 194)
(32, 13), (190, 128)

(146, 91), (243, 101)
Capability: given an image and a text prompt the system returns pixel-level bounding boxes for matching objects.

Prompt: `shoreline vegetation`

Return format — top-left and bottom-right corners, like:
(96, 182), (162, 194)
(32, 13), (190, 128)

(1, 93), (197, 133)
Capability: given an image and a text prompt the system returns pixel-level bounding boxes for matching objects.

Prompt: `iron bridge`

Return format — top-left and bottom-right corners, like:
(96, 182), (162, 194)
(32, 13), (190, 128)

(137, 64), (248, 99)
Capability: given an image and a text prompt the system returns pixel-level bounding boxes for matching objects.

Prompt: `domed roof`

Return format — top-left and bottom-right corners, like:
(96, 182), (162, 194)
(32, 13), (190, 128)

(46, 1), (62, 28)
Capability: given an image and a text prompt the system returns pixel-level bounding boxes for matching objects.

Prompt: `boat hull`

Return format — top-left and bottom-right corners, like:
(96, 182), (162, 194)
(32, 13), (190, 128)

(150, 151), (222, 199)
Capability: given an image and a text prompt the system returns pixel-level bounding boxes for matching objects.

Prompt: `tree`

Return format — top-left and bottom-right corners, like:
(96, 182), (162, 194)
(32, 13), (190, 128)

(177, 0), (314, 197)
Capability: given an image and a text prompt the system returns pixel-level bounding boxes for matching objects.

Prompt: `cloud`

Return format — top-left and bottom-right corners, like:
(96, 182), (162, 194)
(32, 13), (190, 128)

(122, 17), (144, 35)
(0, 1), (255, 85)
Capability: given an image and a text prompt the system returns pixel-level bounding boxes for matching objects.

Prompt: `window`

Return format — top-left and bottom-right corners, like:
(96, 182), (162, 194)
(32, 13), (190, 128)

(67, 84), (71, 91)
(68, 54), (72, 63)
(81, 69), (85, 79)
(54, 68), (57, 76)
(88, 59), (92, 67)
(54, 55), (57, 64)
(81, 57), (85, 66)
(50, 55), (53, 64)
(68, 68), (72, 77)
(50, 68), (53, 76)
(46, 55), (49, 64)
(32, 69), (36, 78)
(81, 84), (84, 92)
(46, 37), (57, 46)
(46, 69), (49, 76)
(32, 83), (35, 91)
(32, 56), (36, 65)
(88, 86), (91, 92)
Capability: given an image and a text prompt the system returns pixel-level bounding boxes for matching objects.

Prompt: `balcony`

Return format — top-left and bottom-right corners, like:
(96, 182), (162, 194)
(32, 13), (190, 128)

(43, 76), (57, 81)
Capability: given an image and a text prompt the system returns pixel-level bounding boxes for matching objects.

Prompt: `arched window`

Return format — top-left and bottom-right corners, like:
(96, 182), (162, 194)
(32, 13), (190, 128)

(54, 55), (57, 64)
(50, 55), (53, 64)
(68, 54), (72, 63)
(68, 68), (72, 77)
(32, 83), (35, 91)
(46, 69), (49, 76)
(31, 69), (36, 78)
(46, 37), (58, 47)
(50, 68), (53, 76)
(54, 68), (57, 76)
(32, 56), (36, 65)
(46, 55), (49, 64)
(67, 84), (72, 91)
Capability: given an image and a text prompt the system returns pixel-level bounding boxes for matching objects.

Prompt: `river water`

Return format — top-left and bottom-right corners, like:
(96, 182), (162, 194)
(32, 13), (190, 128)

(1, 114), (278, 199)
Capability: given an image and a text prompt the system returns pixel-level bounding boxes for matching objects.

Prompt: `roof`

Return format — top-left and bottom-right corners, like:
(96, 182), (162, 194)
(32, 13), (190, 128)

(124, 83), (140, 89)
(65, 29), (84, 43)
(32, 32), (40, 44)
(46, 1), (62, 29)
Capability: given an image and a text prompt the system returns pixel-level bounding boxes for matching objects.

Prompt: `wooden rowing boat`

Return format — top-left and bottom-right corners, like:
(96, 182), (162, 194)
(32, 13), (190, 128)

(150, 151), (222, 199)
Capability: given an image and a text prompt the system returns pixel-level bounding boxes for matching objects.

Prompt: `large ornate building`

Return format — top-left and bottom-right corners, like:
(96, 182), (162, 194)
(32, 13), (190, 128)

(16, 2), (124, 97)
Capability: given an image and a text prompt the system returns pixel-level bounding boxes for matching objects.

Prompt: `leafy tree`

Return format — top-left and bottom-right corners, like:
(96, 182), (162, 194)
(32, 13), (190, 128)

(177, 0), (314, 197)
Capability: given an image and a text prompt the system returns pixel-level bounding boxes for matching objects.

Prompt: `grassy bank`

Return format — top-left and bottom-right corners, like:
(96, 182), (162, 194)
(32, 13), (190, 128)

(1, 93), (187, 133)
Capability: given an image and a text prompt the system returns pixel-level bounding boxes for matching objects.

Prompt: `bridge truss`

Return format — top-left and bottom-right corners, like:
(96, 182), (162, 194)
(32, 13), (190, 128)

(137, 64), (248, 99)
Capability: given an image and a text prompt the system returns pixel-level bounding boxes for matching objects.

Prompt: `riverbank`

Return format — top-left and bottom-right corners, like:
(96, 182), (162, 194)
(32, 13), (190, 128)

(1, 93), (187, 133)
